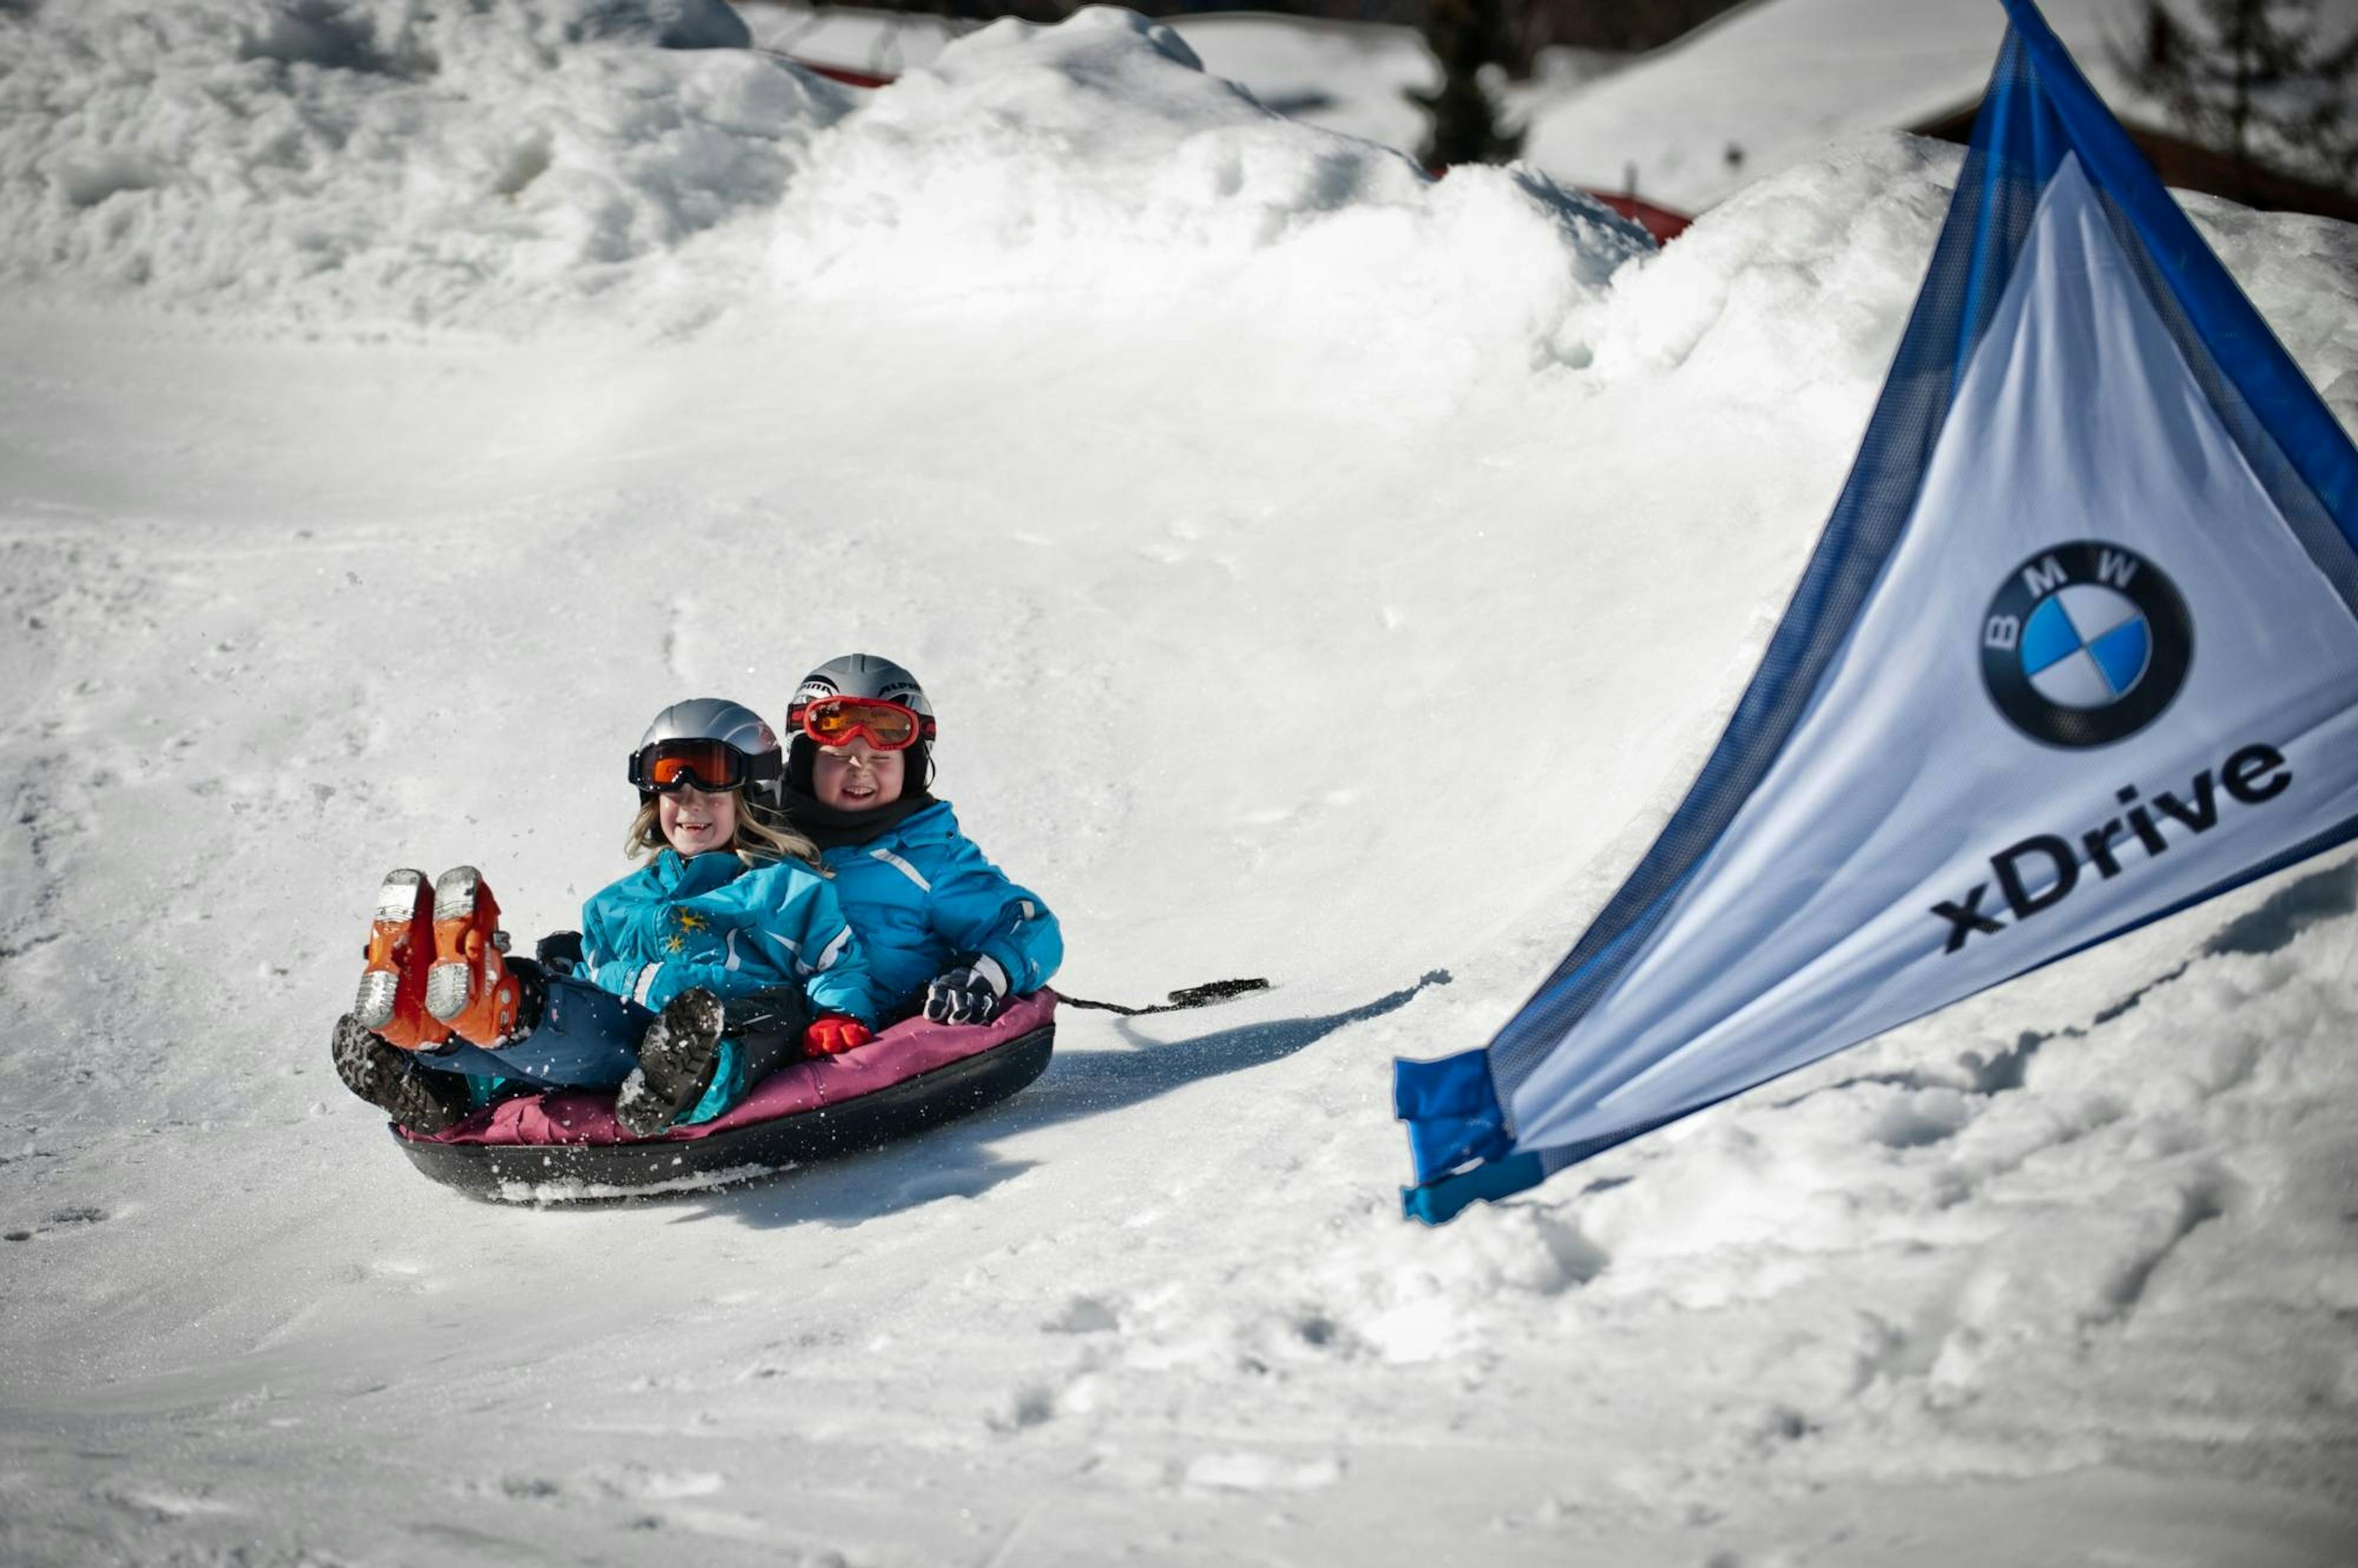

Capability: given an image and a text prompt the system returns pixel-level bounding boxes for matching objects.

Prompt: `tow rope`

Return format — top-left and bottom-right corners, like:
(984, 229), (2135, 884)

(1048, 977), (1270, 1016)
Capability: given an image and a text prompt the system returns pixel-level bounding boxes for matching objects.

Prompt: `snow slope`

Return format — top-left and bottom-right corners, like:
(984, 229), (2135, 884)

(4, 5), (2357, 1564)
(1519, 0), (2358, 214)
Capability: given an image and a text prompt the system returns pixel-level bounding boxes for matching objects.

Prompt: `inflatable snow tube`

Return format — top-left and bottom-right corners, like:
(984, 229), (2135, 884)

(391, 992), (1056, 1202)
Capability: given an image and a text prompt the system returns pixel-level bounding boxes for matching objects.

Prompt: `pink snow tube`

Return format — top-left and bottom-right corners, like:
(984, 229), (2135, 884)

(402, 989), (1057, 1146)
(388, 994), (1059, 1200)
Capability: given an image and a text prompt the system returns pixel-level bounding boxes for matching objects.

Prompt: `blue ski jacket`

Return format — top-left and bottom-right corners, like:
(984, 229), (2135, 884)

(819, 801), (1061, 1011)
(577, 848), (876, 1023)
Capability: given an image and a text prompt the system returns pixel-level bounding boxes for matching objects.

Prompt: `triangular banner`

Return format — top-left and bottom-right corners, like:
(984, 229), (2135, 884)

(1396, 0), (2358, 1224)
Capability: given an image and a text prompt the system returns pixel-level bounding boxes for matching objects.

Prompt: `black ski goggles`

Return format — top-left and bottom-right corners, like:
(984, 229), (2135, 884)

(628, 739), (778, 796)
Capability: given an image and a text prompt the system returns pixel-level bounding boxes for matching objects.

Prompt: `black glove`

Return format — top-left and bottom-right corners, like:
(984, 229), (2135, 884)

(924, 960), (1006, 1026)
(535, 930), (586, 974)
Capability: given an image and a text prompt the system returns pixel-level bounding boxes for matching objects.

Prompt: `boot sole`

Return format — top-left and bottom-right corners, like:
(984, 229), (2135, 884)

(613, 1068), (673, 1139)
(617, 990), (727, 1138)
(332, 1014), (465, 1135)
(424, 865), (486, 1024)
(639, 990), (726, 1104)
(354, 868), (430, 1030)
(331, 1013), (395, 1098)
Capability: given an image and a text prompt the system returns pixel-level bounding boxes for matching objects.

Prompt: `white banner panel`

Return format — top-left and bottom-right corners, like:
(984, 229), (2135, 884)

(1397, 0), (2358, 1222)
(1511, 156), (2358, 1151)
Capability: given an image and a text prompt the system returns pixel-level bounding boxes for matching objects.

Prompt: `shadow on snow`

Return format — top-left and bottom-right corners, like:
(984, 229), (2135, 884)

(687, 968), (1451, 1230)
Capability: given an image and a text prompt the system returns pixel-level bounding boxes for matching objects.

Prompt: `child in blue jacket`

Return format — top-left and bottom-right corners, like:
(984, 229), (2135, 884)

(781, 654), (1062, 1023)
(331, 698), (877, 1139)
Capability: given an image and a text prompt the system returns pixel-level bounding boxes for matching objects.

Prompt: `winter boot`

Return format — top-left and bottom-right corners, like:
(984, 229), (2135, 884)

(723, 987), (810, 1084)
(330, 1014), (470, 1135)
(425, 866), (525, 1046)
(615, 988), (727, 1139)
(353, 868), (450, 1051)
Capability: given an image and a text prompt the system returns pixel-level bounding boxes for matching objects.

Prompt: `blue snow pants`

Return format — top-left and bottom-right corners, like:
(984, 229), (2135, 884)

(410, 971), (797, 1127)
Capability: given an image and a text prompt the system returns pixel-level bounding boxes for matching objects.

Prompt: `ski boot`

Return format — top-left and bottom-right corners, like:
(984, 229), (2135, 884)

(353, 868), (450, 1052)
(615, 988), (728, 1139)
(330, 1014), (470, 1135)
(425, 866), (527, 1046)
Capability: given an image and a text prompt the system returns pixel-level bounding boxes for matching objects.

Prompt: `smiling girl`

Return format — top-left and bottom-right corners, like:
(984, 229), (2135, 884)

(331, 699), (878, 1139)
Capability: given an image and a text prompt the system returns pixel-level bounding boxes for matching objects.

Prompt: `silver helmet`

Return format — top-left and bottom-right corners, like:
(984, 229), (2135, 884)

(629, 697), (784, 812)
(787, 654), (936, 738)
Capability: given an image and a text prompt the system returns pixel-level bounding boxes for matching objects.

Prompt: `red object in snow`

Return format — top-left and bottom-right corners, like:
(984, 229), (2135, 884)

(790, 58), (896, 90)
(1580, 190), (1692, 244)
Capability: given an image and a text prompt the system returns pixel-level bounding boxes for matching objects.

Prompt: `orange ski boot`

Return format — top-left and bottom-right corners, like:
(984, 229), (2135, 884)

(353, 868), (451, 1051)
(425, 866), (525, 1046)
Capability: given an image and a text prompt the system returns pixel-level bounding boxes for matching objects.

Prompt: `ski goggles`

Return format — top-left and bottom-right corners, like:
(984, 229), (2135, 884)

(628, 739), (775, 795)
(791, 696), (932, 752)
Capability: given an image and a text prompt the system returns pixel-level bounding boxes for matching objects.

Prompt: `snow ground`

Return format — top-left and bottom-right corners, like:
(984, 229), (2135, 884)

(2, 4), (2357, 1564)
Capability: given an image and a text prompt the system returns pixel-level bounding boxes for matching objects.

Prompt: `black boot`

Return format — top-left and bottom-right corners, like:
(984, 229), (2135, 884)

(615, 988), (727, 1139)
(506, 956), (548, 1037)
(722, 987), (810, 1081)
(330, 1014), (471, 1135)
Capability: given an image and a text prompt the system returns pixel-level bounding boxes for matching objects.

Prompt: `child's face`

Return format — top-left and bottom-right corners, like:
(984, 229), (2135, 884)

(659, 785), (737, 858)
(813, 739), (905, 812)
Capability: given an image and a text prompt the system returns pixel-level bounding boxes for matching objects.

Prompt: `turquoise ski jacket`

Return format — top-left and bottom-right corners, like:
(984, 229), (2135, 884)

(577, 848), (875, 1023)
(819, 801), (1061, 1011)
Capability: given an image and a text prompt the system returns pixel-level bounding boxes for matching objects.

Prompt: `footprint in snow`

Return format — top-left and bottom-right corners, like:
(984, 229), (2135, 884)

(1043, 1295), (1119, 1333)
(986, 1384), (1059, 1432)
(4, 1204), (109, 1240)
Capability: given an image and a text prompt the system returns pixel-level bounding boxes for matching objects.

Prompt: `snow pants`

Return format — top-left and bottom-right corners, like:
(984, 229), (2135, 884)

(410, 968), (806, 1128)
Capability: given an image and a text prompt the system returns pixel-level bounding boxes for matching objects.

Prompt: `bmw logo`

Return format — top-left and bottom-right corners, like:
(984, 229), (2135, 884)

(1981, 541), (2192, 748)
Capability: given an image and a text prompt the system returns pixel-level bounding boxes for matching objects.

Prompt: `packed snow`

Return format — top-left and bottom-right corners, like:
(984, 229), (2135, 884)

(0, 0), (844, 327)
(3, 2), (2356, 1564)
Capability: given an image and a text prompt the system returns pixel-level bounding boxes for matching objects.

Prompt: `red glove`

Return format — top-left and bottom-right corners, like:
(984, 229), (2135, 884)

(803, 1015), (873, 1055)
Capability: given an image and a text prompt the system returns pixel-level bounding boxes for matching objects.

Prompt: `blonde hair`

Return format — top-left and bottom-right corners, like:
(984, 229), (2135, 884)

(626, 791), (827, 873)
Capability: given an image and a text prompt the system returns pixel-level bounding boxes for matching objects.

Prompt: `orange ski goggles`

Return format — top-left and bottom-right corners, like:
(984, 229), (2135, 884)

(792, 696), (932, 752)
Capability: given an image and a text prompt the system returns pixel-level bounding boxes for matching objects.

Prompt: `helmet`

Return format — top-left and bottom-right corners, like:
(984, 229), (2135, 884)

(785, 654), (936, 800)
(787, 654), (936, 737)
(630, 697), (784, 813)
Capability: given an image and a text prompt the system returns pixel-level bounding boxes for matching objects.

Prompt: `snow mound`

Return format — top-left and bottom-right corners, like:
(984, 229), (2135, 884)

(0, 0), (845, 328)
(0, 2), (1651, 352)
(772, 6), (1649, 358)
(739, 1), (1443, 155)
(1589, 133), (1958, 398)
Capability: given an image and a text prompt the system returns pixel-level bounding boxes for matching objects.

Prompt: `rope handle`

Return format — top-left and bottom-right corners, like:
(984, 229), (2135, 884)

(1048, 977), (1270, 1017)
